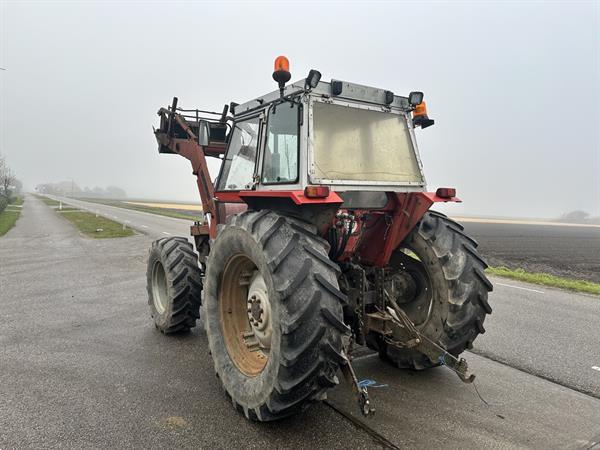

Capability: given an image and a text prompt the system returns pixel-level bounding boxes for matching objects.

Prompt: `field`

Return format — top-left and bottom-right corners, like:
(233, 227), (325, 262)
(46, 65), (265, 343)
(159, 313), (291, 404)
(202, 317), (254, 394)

(463, 221), (600, 284)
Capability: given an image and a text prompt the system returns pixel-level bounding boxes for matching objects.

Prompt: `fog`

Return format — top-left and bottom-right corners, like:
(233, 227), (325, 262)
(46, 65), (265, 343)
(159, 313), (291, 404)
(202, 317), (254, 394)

(1, 1), (598, 218)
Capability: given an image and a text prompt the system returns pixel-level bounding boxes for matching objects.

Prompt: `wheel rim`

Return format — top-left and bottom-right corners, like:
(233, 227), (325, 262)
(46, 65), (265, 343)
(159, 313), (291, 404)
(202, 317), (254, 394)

(388, 247), (434, 327)
(219, 254), (270, 377)
(152, 261), (169, 314)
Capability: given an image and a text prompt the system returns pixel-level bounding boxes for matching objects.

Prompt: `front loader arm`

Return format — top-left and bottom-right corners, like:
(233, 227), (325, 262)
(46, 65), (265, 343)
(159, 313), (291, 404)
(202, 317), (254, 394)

(154, 98), (228, 237)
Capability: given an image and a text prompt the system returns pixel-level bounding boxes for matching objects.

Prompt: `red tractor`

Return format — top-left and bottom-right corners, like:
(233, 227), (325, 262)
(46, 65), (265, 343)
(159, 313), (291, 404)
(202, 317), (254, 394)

(147, 56), (492, 420)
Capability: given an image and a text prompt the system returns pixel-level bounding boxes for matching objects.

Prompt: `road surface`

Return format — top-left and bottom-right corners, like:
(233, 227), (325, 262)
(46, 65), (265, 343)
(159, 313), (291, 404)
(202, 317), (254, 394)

(2, 195), (598, 448)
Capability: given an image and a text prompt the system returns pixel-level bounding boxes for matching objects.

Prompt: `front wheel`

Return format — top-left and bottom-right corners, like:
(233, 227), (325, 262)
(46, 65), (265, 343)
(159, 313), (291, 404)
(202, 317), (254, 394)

(376, 211), (493, 369)
(146, 237), (203, 333)
(204, 211), (348, 421)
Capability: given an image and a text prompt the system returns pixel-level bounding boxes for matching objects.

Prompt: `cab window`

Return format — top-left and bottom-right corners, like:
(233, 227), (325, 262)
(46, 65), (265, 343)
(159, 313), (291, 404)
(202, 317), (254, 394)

(217, 117), (260, 191)
(262, 103), (299, 184)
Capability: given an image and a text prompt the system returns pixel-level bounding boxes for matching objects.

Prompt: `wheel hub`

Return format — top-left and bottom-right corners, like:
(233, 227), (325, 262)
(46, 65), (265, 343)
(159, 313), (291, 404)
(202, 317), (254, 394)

(151, 261), (168, 314)
(386, 271), (418, 304)
(246, 272), (272, 350)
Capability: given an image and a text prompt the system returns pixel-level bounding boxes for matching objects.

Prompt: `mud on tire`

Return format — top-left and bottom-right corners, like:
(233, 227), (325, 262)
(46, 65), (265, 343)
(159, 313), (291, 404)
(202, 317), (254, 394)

(204, 210), (348, 421)
(380, 210), (493, 369)
(147, 237), (203, 333)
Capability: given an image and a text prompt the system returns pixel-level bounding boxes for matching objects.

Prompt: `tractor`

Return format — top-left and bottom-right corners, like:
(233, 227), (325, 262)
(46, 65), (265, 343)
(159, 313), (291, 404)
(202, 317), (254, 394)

(146, 56), (492, 421)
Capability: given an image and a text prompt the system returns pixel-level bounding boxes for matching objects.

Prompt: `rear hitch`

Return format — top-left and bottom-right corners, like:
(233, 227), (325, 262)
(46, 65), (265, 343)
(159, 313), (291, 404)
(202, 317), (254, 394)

(340, 345), (375, 417)
(384, 294), (476, 384)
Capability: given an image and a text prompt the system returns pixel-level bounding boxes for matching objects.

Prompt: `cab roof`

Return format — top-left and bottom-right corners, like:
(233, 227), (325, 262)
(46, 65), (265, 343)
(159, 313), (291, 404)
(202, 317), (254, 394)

(233, 79), (411, 117)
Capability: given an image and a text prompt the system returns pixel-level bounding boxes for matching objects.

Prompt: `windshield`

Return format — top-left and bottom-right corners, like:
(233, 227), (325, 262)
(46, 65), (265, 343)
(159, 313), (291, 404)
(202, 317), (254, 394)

(312, 102), (423, 184)
(217, 118), (260, 191)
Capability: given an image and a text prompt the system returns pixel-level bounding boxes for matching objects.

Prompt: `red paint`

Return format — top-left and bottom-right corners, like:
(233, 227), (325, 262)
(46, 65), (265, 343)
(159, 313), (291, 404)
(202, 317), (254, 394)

(335, 192), (460, 267)
(215, 190), (343, 205)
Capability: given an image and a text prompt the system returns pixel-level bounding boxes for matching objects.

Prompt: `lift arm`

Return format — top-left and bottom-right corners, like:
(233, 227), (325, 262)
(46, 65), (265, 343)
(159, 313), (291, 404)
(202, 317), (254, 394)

(154, 98), (227, 237)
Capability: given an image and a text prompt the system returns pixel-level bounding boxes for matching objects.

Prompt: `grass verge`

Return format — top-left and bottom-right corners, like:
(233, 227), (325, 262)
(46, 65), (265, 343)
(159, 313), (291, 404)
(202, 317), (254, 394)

(487, 266), (600, 296)
(34, 195), (61, 206)
(58, 210), (135, 238)
(0, 210), (20, 236)
(80, 198), (199, 221)
(10, 196), (24, 206)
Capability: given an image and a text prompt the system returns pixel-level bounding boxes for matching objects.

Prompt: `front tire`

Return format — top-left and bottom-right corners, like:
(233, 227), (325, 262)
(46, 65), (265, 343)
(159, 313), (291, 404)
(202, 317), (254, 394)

(378, 211), (493, 369)
(147, 237), (203, 333)
(204, 210), (348, 421)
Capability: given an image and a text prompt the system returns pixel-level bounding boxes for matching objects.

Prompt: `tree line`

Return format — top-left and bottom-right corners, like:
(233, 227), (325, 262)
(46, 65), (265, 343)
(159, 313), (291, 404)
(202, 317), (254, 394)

(35, 181), (127, 199)
(0, 154), (22, 213)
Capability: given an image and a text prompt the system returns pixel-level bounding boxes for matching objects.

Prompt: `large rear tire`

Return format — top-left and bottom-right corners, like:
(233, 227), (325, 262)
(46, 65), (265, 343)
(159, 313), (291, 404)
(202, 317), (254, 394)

(204, 210), (348, 421)
(378, 211), (493, 369)
(147, 237), (203, 333)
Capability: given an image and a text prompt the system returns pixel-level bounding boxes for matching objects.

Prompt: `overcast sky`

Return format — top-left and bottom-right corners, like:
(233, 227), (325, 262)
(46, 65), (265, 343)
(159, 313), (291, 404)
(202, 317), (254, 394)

(1, 1), (598, 218)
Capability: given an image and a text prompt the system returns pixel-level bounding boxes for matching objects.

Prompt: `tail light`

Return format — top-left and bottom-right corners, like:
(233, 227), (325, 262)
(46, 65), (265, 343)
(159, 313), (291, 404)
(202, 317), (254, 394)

(304, 186), (330, 198)
(436, 187), (456, 198)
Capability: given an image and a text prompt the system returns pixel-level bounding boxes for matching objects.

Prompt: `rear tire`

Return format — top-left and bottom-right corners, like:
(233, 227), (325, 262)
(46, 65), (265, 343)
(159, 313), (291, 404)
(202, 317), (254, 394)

(204, 210), (348, 421)
(378, 211), (493, 369)
(147, 237), (203, 333)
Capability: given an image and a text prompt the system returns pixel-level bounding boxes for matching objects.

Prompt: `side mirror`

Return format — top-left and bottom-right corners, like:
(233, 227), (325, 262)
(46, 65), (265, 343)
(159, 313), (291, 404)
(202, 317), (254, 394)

(305, 69), (322, 89)
(198, 121), (210, 146)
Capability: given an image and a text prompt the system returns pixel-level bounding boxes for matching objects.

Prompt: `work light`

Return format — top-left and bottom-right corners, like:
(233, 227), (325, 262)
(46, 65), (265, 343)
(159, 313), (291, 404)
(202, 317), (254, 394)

(408, 91), (424, 106)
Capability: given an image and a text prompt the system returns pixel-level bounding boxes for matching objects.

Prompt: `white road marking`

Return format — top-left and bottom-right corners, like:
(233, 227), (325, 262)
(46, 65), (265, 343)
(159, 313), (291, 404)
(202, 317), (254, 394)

(162, 231), (171, 235)
(495, 282), (544, 294)
(141, 225), (149, 228)
(592, 366), (600, 372)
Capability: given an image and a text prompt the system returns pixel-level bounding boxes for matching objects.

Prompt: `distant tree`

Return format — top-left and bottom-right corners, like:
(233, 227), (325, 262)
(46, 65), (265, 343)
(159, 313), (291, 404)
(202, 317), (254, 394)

(0, 154), (16, 199)
(558, 210), (590, 223)
(55, 180), (81, 196)
(92, 186), (105, 197)
(105, 186), (127, 199)
(12, 178), (22, 194)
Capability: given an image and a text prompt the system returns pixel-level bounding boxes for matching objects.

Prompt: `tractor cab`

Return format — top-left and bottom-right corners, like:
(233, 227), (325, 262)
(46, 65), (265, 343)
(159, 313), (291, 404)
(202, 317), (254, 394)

(216, 60), (432, 200)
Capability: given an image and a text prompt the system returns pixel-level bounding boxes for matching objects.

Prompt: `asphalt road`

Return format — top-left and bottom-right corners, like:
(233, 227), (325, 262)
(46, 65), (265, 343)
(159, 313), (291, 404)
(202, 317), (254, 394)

(2, 195), (599, 448)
